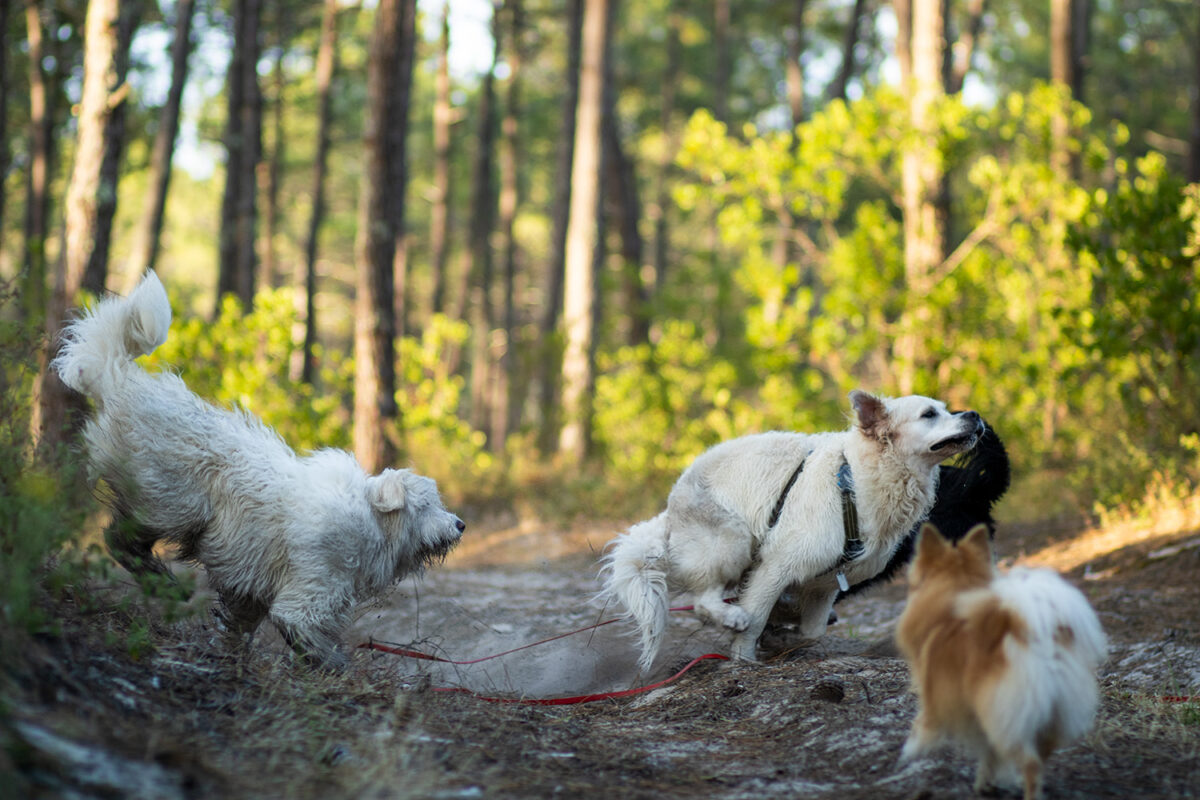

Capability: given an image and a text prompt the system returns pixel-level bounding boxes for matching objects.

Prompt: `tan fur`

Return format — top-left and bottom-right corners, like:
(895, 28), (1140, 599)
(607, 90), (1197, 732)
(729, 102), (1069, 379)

(896, 524), (1106, 800)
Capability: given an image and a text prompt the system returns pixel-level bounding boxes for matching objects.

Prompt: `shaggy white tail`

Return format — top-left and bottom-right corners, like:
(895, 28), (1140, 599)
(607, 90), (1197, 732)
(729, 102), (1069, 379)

(601, 513), (670, 672)
(52, 271), (172, 399)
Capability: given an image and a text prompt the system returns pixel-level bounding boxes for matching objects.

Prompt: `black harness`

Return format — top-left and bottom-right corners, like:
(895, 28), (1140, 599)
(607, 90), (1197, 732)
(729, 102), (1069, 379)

(768, 454), (864, 590)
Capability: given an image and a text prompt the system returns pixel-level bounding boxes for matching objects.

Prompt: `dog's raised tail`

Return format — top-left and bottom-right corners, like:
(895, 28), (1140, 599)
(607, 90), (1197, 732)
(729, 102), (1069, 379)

(601, 513), (670, 672)
(53, 271), (172, 398)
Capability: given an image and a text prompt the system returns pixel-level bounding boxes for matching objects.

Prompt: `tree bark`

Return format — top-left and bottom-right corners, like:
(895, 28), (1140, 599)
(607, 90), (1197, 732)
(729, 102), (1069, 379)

(259, 10), (288, 291)
(651, 2), (681, 297)
(713, 0), (730, 124)
(0, 1), (10, 244)
(491, 0), (524, 452)
(390, 0), (417, 340)
(21, 1), (53, 323)
(216, 0), (263, 314)
(828, 0), (865, 103)
(946, 0), (985, 94)
(536, 0), (582, 452)
(84, 0), (141, 296)
(1191, 1), (1200, 183)
(290, 0), (339, 384)
(37, 0), (124, 449)
(466, 9), (498, 438)
(353, 0), (414, 472)
(558, 0), (610, 462)
(896, 0), (946, 395)
(429, 4), (453, 316)
(127, 0), (195, 282)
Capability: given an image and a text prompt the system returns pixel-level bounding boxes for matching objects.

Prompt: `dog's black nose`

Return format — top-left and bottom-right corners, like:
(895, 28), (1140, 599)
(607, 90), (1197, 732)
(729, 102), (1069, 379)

(455, 518), (466, 533)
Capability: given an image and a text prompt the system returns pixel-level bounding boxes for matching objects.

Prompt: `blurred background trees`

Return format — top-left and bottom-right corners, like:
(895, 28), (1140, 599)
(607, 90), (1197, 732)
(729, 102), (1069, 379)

(3, 0), (1199, 521)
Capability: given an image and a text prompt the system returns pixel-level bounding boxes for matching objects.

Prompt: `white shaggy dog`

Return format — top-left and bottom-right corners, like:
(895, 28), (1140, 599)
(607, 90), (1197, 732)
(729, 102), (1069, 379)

(53, 272), (465, 669)
(603, 391), (984, 670)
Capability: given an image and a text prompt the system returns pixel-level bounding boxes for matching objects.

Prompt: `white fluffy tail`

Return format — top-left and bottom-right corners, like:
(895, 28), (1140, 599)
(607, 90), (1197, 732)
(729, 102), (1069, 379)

(601, 513), (670, 672)
(52, 271), (172, 399)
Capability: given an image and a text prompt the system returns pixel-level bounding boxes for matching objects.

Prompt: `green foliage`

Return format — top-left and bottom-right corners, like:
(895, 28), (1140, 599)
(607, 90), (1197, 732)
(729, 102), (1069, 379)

(0, 287), (91, 645)
(144, 287), (354, 453)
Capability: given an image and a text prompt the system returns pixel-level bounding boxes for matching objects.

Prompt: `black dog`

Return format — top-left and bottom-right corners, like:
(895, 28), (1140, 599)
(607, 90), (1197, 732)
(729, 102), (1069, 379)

(837, 420), (1011, 602)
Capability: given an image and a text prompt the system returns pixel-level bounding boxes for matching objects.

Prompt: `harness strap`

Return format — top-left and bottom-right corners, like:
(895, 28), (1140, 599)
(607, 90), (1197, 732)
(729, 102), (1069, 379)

(836, 460), (864, 562)
(767, 457), (807, 529)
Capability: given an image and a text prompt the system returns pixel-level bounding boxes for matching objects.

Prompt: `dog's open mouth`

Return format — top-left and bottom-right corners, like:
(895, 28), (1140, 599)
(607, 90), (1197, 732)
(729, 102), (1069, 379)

(930, 431), (979, 452)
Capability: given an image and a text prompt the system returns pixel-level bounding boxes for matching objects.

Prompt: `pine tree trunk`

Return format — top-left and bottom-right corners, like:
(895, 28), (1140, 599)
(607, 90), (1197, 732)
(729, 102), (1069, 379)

(896, 0), (945, 395)
(1191, 1), (1200, 182)
(466, 11), (498, 438)
(429, 4), (453, 316)
(84, 0), (141, 296)
(127, 0), (195, 283)
(354, 0), (414, 472)
(558, 0), (610, 462)
(290, 0), (339, 384)
(491, 0), (524, 453)
(37, 0), (124, 449)
(536, 0), (582, 453)
(828, 0), (864, 102)
(217, 0), (263, 314)
(651, 2), (680, 297)
(21, 1), (53, 323)
(259, 14), (288, 291)
(0, 1), (10, 243)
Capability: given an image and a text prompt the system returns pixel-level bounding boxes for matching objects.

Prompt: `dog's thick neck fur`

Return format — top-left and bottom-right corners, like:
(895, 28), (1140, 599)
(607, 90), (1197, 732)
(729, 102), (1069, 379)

(843, 430), (940, 552)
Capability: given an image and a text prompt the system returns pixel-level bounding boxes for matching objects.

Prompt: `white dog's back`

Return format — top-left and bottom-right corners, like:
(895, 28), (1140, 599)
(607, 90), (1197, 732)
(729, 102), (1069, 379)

(981, 568), (1107, 752)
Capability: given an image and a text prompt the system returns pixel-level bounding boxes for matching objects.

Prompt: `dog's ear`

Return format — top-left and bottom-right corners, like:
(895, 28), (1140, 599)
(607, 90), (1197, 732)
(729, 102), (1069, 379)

(915, 522), (948, 559)
(958, 523), (993, 565)
(849, 390), (888, 438)
(366, 469), (407, 512)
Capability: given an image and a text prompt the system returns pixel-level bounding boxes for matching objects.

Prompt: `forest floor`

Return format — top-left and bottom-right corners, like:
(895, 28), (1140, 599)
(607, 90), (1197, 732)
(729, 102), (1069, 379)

(3, 512), (1200, 799)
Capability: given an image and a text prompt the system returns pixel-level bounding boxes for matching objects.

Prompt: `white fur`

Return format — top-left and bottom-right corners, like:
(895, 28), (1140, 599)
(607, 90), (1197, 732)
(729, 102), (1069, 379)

(973, 568), (1106, 782)
(53, 271), (465, 669)
(602, 391), (983, 670)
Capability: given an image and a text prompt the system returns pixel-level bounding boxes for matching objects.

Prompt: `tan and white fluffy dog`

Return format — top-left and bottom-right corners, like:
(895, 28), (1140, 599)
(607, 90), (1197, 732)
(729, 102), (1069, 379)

(896, 523), (1106, 800)
(53, 272), (465, 669)
(602, 391), (984, 670)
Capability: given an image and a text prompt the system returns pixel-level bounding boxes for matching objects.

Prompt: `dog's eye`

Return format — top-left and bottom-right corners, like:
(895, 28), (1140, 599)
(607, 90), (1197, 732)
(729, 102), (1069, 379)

(921, 408), (938, 419)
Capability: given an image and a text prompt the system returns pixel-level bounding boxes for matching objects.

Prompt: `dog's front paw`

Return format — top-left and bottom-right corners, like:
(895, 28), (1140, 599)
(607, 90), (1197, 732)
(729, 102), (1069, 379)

(722, 604), (751, 632)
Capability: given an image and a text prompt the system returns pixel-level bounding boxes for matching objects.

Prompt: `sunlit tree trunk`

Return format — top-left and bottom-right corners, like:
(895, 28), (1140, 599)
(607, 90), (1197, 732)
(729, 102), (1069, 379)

(491, 0), (524, 452)
(602, 30), (647, 348)
(390, 0), (416, 340)
(127, 0), (195, 282)
(259, 11), (288, 291)
(466, 8), (498, 439)
(650, 1), (680, 299)
(290, 0), (339, 384)
(84, 0), (141, 296)
(21, 0), (53, 323)
(36, 0), (124, 449)
(354, 0), (414, 472)
(896, 0), (946, 395)
(558, 0), (609, 462)
(1050, 0), (1075, 177)
(216, 0), (263, 314)
(429, 4), (453, 316)
(536, 0), (582, 453)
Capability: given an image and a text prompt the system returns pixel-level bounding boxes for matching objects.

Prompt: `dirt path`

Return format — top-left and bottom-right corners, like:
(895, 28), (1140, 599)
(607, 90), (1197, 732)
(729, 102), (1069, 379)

(5, 519), (1199, 799)
(345, 520), (1200, 799)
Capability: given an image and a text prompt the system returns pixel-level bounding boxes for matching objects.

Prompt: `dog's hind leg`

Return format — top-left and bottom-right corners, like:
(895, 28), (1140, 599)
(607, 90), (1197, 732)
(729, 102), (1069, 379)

(270, 590), (351, 671)
(104, 511), (171, 577)
(215, 592), (269, 649)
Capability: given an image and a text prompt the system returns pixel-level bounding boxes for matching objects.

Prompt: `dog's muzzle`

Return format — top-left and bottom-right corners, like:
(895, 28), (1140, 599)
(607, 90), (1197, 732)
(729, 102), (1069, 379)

(930, 411), (985, 452)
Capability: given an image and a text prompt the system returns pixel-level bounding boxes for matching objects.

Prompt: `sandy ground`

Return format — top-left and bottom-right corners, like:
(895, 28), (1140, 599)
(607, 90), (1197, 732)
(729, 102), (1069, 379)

(5, 517), (1199, 799)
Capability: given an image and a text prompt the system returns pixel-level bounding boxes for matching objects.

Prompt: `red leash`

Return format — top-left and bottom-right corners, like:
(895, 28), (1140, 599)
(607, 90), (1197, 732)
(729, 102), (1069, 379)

(358, 604), (729, 705)
(428, 653), (729, 706)
(358, 604), (698, 665)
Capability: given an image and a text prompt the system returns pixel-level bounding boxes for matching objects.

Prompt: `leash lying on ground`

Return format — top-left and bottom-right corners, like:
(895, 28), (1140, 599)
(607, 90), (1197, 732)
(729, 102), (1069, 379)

(358, 604), (730, 705)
